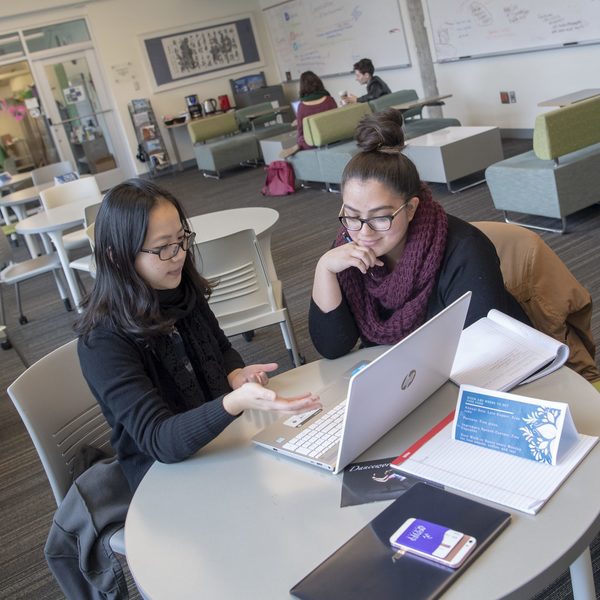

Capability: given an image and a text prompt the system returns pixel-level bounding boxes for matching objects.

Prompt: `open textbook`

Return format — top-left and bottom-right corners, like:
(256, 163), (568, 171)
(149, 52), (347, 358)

(450, 309), (569, 391)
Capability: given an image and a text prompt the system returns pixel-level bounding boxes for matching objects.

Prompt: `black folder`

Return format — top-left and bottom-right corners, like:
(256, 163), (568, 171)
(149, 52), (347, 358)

(291, 482), (511, 600)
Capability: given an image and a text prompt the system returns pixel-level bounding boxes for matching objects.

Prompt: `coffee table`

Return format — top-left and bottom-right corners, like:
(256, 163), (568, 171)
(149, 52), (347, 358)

(402, 126), (503, 192)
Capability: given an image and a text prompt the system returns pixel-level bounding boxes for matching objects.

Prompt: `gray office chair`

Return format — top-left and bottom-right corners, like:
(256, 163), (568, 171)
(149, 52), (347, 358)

(7, 339), (125, 554)
(195, 228), (303, 367)
(0, 226), (70, 327)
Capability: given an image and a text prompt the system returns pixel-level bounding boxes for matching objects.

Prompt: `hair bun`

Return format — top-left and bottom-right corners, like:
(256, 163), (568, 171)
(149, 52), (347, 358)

(355, 108), (406, 153)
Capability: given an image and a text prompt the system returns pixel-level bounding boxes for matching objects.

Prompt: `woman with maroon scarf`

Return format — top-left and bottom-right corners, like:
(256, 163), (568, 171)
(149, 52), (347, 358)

(309, 108), (529, 359)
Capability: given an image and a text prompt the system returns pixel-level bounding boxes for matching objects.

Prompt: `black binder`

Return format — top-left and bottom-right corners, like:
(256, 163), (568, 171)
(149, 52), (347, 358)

(291, 483), (511, 600)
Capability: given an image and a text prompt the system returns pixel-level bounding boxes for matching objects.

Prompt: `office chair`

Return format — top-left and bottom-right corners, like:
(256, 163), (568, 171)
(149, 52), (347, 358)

(7, 339), (125, 554)
(0, 226), (70, 327)
(31, 160), (74, 186)
(195, 228), (303, 367)
(69, 202), (101, 277)
(472, 221), (599, 383)
(39, 176), (102, 252)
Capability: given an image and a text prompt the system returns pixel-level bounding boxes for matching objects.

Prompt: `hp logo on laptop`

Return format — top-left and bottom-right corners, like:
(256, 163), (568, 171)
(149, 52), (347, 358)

(401, 369), (416, 390)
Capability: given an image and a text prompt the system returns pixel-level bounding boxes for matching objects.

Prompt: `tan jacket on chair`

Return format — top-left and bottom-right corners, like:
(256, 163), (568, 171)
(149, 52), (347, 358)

(472, 221), (599, 383)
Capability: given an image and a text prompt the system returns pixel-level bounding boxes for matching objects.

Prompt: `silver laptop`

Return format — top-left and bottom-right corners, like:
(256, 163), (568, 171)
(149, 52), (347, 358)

(253, 292), (471, 473)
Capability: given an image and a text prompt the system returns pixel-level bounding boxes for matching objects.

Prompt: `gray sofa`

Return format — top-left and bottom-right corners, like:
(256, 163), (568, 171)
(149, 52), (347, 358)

(287, 90), (461, 187)
(187, 104), (293, 178)
(485, 95), (600, 233)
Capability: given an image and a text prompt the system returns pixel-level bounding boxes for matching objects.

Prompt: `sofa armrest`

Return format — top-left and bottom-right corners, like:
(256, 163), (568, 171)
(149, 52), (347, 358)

(187, 112), (239, 144)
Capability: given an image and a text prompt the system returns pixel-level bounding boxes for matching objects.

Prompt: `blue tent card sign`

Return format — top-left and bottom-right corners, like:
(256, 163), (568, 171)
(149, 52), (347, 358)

(453, 385), (579, 465)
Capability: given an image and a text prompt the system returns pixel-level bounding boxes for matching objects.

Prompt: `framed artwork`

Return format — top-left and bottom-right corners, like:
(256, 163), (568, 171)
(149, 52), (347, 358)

(141, 14), (263, 92)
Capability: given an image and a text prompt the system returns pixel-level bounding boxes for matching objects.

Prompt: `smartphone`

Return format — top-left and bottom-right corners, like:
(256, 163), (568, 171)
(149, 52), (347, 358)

(389, 518), (476, 569)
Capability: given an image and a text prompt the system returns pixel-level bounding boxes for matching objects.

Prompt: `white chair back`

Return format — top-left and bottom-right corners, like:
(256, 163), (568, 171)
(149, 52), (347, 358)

(31, 161), (74, 186)
(40, 176), (102, 211)
(194, 228), (302, 366)
(7, 339), (113, 506)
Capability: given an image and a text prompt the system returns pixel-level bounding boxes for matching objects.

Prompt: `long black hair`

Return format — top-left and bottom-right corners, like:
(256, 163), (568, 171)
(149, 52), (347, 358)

(74, 178), (210, 340)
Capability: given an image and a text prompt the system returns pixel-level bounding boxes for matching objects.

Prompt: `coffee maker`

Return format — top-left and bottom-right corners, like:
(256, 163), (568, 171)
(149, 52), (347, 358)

(185, 94), (202, 119)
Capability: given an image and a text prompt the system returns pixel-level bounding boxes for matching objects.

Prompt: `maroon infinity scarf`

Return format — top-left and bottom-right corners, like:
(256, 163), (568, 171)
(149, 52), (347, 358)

(335, 184), (448, 345)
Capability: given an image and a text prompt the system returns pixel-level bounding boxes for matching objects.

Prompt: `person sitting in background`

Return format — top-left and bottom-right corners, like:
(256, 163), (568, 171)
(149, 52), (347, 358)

(280, 70), (337, 159)
(75, 179), (320, 493)
(342, 58), (391, 104)
(309, 109), (529, 359)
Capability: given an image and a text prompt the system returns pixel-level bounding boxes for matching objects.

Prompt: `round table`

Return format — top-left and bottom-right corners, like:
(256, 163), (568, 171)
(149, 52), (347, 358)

(124, 350), (600, 600)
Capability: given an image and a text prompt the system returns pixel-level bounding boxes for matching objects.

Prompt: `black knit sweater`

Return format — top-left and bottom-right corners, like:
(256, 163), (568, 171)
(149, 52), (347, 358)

(78, 292), (244, 492)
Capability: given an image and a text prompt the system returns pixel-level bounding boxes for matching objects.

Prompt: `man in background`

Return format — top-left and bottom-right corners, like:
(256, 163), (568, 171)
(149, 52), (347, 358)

(342, 58), (391, 104)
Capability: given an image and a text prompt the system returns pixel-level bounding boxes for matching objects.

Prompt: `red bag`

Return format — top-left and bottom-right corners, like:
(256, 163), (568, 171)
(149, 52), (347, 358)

(261, 160), (295, 196)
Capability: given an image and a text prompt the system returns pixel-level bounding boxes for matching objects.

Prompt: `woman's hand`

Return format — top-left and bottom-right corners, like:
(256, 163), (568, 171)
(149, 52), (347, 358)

(312, 241), (383, 313)
(223, 383), (321, 416)
(228, 363), (278, 390)
(318, 241), (383, 276)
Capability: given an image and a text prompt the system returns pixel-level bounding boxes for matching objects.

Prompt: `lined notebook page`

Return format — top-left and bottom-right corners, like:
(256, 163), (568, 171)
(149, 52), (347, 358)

(396, 423), (597, 514)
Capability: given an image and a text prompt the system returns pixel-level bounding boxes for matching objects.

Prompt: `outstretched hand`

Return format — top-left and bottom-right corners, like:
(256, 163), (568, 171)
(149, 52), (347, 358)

(223, 382), (321, 417)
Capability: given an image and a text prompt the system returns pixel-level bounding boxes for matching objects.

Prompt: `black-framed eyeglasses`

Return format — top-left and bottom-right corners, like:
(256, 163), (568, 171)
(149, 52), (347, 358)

(139, 231), (196, 261)
(338, 203), (408, 232)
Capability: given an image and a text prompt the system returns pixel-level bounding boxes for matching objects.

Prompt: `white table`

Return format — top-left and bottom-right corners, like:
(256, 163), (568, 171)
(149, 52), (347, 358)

(0, 171), (33, 193)
(0, 182), (53, 256)
(392, 93), (453, 112)
(538, 89), (600, 107)
(125, 350), (600, 600)
(189, 207), (279, 280)
(15, 197), (100, 310)
(403, 126), (504, 192)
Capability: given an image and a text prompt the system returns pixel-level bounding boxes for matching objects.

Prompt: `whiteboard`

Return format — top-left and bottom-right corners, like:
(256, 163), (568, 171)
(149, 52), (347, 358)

(263, 0), (410, 81)
(426, 0), (600, 62)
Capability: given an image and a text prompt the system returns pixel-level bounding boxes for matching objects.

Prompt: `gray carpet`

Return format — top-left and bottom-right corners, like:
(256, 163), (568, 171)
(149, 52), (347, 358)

(1, 138), (600, 599)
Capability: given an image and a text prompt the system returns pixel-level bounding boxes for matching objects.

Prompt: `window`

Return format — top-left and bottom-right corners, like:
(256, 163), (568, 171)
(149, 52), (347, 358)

(23, 19), (91, 53)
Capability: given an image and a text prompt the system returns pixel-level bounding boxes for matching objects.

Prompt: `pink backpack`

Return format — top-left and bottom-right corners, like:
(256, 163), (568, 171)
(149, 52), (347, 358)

(261, 160), (295, 196)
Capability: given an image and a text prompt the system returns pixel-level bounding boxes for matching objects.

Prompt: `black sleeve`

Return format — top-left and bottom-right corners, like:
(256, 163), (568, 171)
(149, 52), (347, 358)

(195, 295), (245, 374)
(308, 297), (361, 359)
(78, 330), (238, 465)
(428, 217), (530, 327)
(358, 77), (391, 103)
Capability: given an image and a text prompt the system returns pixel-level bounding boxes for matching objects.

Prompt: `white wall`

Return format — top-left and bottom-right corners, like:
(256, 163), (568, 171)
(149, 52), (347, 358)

(2, 0), (599, 175)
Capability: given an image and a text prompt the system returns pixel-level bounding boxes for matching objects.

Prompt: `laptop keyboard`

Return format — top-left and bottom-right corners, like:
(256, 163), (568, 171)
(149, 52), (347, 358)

(282, 400), (346, 459)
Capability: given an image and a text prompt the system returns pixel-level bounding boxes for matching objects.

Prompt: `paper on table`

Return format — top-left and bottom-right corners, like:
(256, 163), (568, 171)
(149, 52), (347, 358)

(394, 421), (597, 514)
(450, 310), (569, 391)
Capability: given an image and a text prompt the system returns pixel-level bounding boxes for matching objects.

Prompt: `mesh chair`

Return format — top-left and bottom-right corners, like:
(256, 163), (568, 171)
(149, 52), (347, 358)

(0, 226), (70, 327)
(31, 160), (74, 186)
(39, 176), (102, 252)
(7, 339), (125, 554)
(195, 228), (303, 367)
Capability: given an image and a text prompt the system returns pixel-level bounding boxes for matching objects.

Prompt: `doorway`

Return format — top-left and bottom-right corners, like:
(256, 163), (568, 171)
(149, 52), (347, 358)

(31, 48), (128, 189)
(0, 60), (58, 173)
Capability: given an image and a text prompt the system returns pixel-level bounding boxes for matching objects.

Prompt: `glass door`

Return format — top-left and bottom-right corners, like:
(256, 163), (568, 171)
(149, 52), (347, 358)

(31, 48), (128, 189)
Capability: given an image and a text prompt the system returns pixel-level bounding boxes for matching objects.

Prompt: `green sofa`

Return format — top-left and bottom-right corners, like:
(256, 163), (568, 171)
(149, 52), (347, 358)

(187, 104), (293, 178)
(486, 96), (600, 233)
(287, 90), (461, 187)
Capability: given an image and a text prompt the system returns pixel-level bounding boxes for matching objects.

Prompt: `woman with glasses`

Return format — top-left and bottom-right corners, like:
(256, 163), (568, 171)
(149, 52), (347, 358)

(75, 179), (320, 492)
(309, 109), (529, 359)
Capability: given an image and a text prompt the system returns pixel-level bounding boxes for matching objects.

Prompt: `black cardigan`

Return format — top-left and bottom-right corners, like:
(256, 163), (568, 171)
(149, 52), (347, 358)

(78, 297), (244, 492)
(309, 215), (530, 359)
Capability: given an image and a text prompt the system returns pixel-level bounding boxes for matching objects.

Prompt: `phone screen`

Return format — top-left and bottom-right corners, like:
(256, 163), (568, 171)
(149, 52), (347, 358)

(389, 518), (476, 568)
